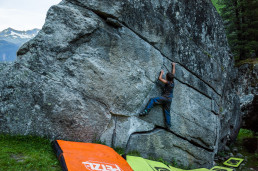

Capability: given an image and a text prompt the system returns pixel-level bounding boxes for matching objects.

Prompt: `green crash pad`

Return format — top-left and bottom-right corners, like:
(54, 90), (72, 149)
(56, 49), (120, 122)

(126, 156), (153, 171)
(169, 165), (209, 171)
(126, 155), (209, 171)
(210, 166), (233, 171)
(168, 165), (184, 171)
(223, 157), (244, 167)
(145, 158), (174, 171)
(187, 168), (209, 171)
(126, 156), (172, 171)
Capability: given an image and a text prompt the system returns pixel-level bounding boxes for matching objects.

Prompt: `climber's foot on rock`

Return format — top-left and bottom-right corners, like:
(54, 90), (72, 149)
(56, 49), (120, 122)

(139, 110), (148, 116)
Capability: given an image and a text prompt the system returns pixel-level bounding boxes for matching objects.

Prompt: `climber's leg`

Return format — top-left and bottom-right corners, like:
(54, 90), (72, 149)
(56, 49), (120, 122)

(139, 97), (165, 116)
(163, 101), (172, 128)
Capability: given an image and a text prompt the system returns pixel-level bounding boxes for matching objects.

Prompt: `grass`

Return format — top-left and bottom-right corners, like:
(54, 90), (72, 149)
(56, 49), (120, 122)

(127, 150), (141, 157)
(0, 134), (61, 171)
(237, 129), (254, 142)
(113, 147), (125, 155)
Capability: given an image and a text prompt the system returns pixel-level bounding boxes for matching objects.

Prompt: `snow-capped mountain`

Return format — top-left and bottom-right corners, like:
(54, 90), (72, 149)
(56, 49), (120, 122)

(0, 28), (40, 62)
(0, 28), (40, 46)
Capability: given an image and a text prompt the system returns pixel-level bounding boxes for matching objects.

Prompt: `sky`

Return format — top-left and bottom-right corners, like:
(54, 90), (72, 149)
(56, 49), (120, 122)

(0, 0), (61, 31)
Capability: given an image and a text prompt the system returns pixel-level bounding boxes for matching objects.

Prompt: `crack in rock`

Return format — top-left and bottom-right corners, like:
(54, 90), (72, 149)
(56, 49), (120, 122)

(126, 126), (214, 153)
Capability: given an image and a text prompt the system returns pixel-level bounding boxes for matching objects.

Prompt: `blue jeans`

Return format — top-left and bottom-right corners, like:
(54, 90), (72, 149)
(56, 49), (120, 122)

(145, 96), (172, 127)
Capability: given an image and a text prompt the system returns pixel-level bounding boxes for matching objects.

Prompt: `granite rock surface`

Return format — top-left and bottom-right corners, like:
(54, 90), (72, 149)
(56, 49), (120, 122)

(0, 0), (241, 168)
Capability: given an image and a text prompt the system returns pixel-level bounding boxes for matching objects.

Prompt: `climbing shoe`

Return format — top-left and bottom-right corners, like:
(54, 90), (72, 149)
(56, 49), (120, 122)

(139, 109), (148, 116)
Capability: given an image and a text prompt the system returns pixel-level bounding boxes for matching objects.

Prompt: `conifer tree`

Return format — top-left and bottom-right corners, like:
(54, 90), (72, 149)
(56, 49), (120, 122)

(218, 0), (258, 60)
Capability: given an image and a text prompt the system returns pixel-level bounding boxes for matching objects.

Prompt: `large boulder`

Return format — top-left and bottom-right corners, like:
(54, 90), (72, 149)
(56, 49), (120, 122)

(0, 0), (241, 168)
(237, 63), (258, 132)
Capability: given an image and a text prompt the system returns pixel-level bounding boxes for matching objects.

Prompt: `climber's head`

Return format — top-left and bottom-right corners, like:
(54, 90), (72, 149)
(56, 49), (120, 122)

(166, 72), (174, 82)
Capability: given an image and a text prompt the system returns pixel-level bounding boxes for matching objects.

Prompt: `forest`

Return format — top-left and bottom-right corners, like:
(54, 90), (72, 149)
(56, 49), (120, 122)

(212, 0), (258, 61)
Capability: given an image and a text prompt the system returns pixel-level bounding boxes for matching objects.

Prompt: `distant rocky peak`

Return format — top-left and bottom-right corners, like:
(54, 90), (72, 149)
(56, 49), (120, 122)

(0, 28), (40, 45)
(0, 28), (40, 39)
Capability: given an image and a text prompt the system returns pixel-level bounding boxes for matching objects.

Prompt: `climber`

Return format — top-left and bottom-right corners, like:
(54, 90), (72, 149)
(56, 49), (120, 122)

(139, 62), (176, 128)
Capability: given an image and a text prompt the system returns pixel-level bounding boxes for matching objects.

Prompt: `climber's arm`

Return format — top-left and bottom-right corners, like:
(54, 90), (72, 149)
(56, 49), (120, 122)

(159, 70), (168, 84)
(171, 62), (176, 75)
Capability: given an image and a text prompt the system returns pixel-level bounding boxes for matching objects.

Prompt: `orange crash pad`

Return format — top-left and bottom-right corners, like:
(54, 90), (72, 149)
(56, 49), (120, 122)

(53, 140), (133, 171)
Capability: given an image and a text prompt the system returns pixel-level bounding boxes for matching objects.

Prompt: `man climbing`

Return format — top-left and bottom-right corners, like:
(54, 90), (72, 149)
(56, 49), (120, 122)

(139, 62), (176, 128)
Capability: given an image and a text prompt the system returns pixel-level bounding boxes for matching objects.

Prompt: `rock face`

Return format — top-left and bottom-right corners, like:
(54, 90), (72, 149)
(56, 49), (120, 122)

(0, 0), (241, 168)
(237, 63), (258, 132)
